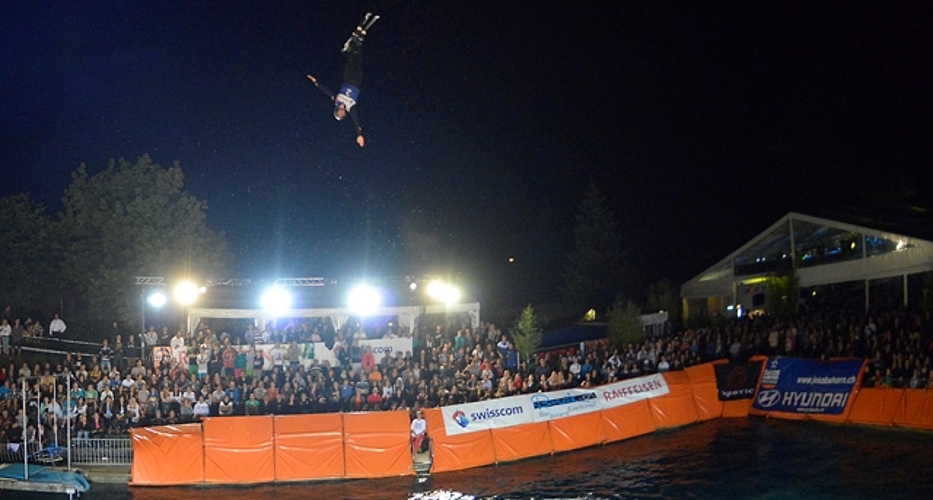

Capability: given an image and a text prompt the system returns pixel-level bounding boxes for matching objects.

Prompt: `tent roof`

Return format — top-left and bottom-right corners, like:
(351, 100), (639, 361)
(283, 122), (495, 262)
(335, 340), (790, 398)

(681, 211), (933, 299)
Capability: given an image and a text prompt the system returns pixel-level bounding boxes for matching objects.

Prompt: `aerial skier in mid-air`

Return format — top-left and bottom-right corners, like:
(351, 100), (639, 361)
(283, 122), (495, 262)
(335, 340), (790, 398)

(307, 12), (380, 148)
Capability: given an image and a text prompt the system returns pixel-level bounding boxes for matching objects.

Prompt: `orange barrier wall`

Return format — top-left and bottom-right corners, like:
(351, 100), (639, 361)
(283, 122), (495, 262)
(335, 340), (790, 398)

(847, 388), (903, 427)
(130, 424), (204, 485)
(274, 413), (345, 481)
(686, 364), (723, 421)
(343, 411), (413, 478)
(424, 408), (497, 473)
(892, 389), (933, 430)
(649, 371), (700, 428)
(721, 399), (752, 418)
(130, 362), (933, 487)
(548, 410), (605, 452)
(203, 415), (275, 484)
(600, 399), (657, 442)
(491, 421), (553, 463)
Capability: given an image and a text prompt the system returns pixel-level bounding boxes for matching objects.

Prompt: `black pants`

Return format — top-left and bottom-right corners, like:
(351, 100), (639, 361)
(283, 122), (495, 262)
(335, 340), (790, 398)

(344, 46), (362, 87)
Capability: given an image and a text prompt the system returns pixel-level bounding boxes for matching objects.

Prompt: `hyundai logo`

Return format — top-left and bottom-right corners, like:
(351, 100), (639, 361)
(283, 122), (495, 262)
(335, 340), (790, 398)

(757, 389), (781, 408)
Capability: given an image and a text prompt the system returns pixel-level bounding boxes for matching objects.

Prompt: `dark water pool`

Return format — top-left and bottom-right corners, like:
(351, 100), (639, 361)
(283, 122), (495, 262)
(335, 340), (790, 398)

(11, 418), (933, 499)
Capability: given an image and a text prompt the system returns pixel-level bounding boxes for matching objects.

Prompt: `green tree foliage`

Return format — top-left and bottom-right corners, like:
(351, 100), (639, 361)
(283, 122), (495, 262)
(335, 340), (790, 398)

(562, 180), (629, 318)
(0, 194), (61, 313)
(765, 270), (800, 317)
(59, 155), (229, 332)
(646, 278), (683, 328)
(607, 300), (644, 350)
(510, 305), (542, 364)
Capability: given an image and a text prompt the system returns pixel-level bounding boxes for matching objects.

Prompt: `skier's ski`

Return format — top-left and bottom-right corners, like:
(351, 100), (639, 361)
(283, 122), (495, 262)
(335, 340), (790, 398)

(341, 13), (380, 53)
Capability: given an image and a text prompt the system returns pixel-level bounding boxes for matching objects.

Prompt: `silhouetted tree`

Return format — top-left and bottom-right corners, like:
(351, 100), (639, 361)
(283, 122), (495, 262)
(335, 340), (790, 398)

(59, 155), (229, 333)
(607, 299), (643, 350)
(646, 278), (682, 329)
(562, 180), (629, 318)
(0, 194), (61, 313)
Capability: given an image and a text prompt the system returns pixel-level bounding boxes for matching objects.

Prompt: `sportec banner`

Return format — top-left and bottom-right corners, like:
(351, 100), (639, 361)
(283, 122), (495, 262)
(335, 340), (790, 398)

(714, 361), (763, 401)
(441, 396), (533, 436)
(597, 374), (670, 408)
(753, 357), (863, 415)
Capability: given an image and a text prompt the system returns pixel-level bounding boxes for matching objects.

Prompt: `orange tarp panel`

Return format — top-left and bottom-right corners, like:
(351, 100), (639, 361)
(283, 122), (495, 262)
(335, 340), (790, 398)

(274, 413), (345, 481)
(203, 416), (275, 484)
(600, 398), (657, 442)
(130, 424), (204, 486)
(846, 388), (903, 427)
(686, 364), (723, 421)
(649, 371), (700, 428)
(548, 411), (605, 452)
(893, 389), (933, 430)
(721, 399), (752, 418)
(424, 408), (496, 473)
(491, 420), (553, 463)
(343, 411), (413, 478)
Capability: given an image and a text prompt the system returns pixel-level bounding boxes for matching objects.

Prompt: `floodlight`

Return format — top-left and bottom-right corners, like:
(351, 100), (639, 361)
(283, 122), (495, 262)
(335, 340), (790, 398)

(173, 281), (199, 306)
(148, 292), (167, 308)
(440, 285), (461, 305)
(262, 286), (293, 315)
(426, 280), (460, 305)
(348, 284), (381, 316)
(426, 280), (443, 300)
(409, 282), (418, 291)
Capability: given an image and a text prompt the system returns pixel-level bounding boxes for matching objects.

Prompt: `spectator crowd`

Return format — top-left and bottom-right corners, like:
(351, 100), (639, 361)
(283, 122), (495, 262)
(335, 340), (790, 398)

(2, 298), (933, 450)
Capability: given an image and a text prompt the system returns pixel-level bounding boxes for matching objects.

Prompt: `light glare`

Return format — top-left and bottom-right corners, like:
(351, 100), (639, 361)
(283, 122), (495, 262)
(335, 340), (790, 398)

(148, 292), (167, 308)
(348, 285), (381, 316)
(174, 281), (199, 306)
(262, 286), (293, 315)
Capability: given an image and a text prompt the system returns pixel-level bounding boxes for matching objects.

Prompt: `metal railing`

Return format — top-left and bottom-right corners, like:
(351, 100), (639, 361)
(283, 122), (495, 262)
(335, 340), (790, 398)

(71, 438), (134, 465)
(0, 438), (133, 466)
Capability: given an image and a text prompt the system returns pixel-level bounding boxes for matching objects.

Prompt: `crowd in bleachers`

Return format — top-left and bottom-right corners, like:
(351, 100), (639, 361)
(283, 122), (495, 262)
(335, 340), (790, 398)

(2, 299), (933, 448)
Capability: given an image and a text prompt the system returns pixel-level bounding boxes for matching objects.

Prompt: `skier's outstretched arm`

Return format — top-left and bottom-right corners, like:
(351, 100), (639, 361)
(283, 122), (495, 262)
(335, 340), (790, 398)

(349, 108), (364, 147)
(307, 74), (335, 99)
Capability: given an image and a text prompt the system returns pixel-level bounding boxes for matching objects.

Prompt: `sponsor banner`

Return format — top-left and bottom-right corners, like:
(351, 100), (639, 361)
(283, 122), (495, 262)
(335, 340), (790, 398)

(229, 338), (413, 371)
(753, 357), (863, 415)
(152, 338), (414, 371)
(152, 347), (174, 369)
(598, 374), (670, 408)
(529, 389), (601, 422)
(359, 338), (413, 363)
(441, 396), (534, 436)
(715, 361), (763, 401)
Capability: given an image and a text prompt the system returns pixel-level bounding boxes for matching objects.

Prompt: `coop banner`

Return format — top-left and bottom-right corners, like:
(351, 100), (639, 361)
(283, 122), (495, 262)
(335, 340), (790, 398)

(752, 357), (862, 415)
(597, 374), (670, 409)
(441, 396), (533, 436)
(714, 361), (763, 401)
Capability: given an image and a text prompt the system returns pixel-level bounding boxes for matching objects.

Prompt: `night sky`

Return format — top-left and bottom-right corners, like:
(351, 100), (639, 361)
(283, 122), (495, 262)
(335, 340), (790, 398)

(2, 2), (932, 308)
